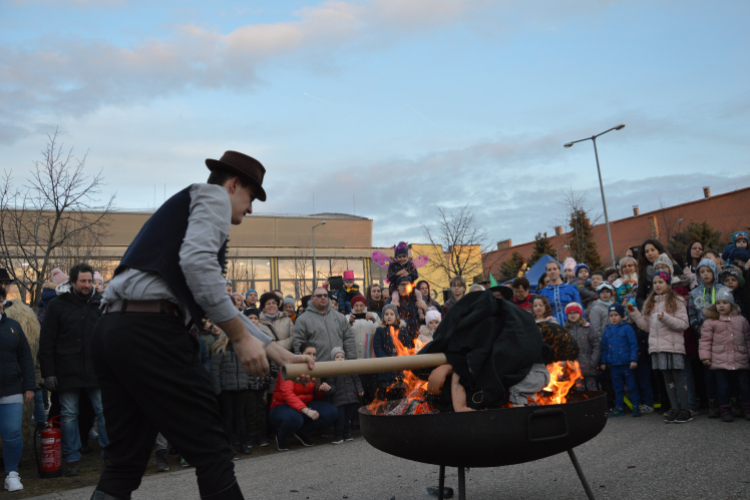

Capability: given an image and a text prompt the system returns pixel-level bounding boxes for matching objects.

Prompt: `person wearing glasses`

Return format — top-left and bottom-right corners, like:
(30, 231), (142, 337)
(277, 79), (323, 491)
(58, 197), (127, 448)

(292, 287), (356, 363)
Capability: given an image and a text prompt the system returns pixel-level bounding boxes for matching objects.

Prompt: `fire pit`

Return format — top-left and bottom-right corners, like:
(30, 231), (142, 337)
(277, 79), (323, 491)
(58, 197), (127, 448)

(359, 391), (607, 500)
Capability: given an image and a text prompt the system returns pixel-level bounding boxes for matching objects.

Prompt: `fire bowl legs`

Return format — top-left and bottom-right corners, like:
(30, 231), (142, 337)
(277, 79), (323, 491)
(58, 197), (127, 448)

(567, 449), (596, 500)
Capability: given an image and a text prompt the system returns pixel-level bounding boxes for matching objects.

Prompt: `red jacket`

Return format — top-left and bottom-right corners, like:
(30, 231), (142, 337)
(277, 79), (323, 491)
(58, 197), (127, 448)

(512, 293), (534, 312)
(270, 373), (325, 411)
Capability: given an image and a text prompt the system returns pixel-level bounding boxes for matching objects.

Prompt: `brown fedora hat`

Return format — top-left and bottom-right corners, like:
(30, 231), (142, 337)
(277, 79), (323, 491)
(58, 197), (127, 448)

(205, 151), (267, 202)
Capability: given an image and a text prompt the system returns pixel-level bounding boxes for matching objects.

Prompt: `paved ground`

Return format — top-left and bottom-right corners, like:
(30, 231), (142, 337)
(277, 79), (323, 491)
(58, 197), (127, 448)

(27, 412), (750, 500)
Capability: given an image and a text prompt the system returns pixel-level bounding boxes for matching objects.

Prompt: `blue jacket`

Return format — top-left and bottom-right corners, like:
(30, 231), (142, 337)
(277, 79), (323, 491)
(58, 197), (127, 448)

(601, 322), (639, 366)
(538, 283), (581, 325)
(0, 314), (36, 398)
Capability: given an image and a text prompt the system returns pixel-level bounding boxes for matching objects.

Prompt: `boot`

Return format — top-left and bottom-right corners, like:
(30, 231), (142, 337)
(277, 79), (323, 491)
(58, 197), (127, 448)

(729, 398), (744, 418)
(155, 449), (169, 472)
(719, 405), (733, 422)
(743, 403), (750, 421)
(708, 399), (720, 418)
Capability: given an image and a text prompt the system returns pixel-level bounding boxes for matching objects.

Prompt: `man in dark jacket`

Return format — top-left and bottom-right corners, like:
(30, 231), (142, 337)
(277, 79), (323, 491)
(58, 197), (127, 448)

(39, 263), (109, 477)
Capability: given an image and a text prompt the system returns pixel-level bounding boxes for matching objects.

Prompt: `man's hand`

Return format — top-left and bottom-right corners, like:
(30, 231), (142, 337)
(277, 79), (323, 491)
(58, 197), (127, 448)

(319, 382), (331, 392)
(24, 391), (34, 404)
(233, 334), (270, 377)
(43, 376), (57, 391)
(266, 342), (315, 384)
(630, 362), (638, 370)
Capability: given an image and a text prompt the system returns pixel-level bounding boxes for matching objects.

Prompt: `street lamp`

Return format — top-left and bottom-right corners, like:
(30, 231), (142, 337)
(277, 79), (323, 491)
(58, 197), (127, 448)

(311, 221), (327, 290)
(564, 124), (625, 268)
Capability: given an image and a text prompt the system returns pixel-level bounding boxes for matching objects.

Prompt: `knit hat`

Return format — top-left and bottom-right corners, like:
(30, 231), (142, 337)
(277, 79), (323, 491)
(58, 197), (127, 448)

(720, 266), (745, 288)
(715, 287), (736, 305)
(351, 295), (367, 307)
(343, 270), (355, 281)
(565, 302), (584, 317)
(563, 257), (577, 273)
(51, 268), (69, 286)
(93, 271), (103, 283)
(732, 231), (749, 245)
(331, 346), (345, 359)
(397, 275), (413, 285)
(574, 263), (590, 278)
(653, 254), (674, 274)
(425, 309), (442, 324)
(652, 270), (672, 285)
(245, 289), (257, 298)
(394, 242), (409, 257)
(383, 304), (399, 317)
(596, 282), (615, 294)
(243, 307), (260, 318)
(283, 295), (296, 306)
(608, 303), (625, 318)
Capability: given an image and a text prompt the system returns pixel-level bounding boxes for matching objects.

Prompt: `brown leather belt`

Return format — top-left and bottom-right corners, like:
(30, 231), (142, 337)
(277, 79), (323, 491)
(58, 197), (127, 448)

(103, 300), (181, 317)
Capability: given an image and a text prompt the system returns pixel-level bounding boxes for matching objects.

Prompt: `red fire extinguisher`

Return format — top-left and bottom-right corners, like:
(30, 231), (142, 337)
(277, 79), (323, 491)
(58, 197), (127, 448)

(34, 416), (62, 479)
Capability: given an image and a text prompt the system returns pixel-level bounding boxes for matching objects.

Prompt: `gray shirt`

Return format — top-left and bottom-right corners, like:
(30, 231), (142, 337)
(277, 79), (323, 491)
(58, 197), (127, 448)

(102, 183), (272, 346)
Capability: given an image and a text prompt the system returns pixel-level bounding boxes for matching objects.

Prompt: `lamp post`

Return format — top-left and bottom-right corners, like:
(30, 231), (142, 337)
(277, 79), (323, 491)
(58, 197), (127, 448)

(311, 221), (327, 290)
(564, 124), (625, 268)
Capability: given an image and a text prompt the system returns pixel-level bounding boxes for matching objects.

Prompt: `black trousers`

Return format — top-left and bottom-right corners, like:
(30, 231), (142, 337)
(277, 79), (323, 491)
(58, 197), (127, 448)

(244, 390), (266, 439)
(218, 391), (247, 445)
(91, 313), (242, 499)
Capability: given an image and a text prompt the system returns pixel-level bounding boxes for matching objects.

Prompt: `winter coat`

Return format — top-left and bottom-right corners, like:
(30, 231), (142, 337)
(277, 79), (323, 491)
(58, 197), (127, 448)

(511, 293), (534, 312)
(536, 320), (580, 363)
(566, 322), (601, 377)
(5, 299), (42, 387)
(258, 311), (294, 351)
(600, 322), (639, 367)
(270, 372), (325, 411)
(721, 244), (750, 268)
(210, 343), (250, 394)
(699, 313), (750, 371)
(373, 325), (410, 382)
(350, 311), (380, 359)
(323, 374), (363, 406)
(442, 294), (461, 316)
(197, 337), (210, 373)
(292, 301), (356, 362)
(629, 295), (689, 355)
(0, 314), (35, 398)
(688, 259), (728, 333)
(588, 300), (613, 339)
(538, 283), (582, 325)
(39, 289), (103, 390)
(570, 278), (595, 307)
(386, 260), (419, 295)
(36, 288), (58, 324)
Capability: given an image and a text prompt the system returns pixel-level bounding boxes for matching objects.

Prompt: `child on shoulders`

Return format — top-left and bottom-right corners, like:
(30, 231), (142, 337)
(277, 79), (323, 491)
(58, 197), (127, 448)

(570, 264), (596, 308)
(721, 231), (750, 269)
(386, 242), (419, 297)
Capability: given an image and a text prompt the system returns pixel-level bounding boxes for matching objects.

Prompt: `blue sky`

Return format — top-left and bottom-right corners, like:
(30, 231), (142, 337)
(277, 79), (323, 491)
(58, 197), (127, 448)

(2, 0), (749, 248)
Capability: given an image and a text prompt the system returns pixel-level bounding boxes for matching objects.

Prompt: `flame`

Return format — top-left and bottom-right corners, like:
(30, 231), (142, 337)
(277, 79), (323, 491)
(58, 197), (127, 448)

(404, 282), (415, 294)
(536, 361), (582, 405)
(367, 325), (432, 415)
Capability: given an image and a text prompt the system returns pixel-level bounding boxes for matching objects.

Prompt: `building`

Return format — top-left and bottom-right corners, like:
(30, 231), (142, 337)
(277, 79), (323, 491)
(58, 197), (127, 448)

(483, 185), (750, 278)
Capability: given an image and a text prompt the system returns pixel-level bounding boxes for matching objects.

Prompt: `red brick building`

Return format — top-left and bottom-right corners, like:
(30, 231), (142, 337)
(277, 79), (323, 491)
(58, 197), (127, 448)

(483, 185), (750, 276)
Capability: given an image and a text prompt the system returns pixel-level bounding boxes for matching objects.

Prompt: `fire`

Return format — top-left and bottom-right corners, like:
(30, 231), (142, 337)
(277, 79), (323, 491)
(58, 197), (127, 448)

(367, 325), (432, 415)
(404, 282), (416, 295)
(536, 361), (582, 405)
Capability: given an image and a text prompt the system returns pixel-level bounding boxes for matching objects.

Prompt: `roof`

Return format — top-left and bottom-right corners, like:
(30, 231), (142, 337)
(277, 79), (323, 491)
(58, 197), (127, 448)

(484, 185), (750, 276)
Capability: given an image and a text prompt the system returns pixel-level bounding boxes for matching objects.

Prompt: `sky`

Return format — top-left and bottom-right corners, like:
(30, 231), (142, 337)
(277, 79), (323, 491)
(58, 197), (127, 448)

(1, 0), (749, 248)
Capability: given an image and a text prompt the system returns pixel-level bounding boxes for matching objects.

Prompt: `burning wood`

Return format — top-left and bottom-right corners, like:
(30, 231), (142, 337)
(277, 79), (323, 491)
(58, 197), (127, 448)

(535, 361), (583, 405)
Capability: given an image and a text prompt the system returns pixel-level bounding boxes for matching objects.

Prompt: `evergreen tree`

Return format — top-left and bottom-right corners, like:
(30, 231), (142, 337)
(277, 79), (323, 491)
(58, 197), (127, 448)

(498, 252), (526, 282)
(568, 208), (602, 270)
(667, 221), (725, 265)
(528, 232), (557, 267)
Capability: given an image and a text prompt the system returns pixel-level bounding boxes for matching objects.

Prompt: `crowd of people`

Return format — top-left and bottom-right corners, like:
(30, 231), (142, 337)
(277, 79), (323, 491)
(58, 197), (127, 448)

(1, 231), (750, 492)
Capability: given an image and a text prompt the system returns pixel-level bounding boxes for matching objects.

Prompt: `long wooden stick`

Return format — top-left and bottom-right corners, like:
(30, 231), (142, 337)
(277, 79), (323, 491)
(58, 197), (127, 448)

(282, 353), (448, 381)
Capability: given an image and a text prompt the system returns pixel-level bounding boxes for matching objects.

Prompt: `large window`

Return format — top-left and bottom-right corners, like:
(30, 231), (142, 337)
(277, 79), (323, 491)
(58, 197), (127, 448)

(227, 258), (271, 296)
(278, 257), (366, 303)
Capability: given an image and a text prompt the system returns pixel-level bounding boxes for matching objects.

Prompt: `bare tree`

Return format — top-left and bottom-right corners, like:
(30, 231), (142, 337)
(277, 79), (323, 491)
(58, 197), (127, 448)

(421, 205), (488, 285)
(556, 190), (603, 268)
(288, 244), (314, 299)
(0, 130), (114, 306)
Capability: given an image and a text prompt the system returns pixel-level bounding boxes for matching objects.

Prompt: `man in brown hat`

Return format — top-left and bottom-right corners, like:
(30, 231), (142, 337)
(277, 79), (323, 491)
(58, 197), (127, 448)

(90, 152), (313, 500)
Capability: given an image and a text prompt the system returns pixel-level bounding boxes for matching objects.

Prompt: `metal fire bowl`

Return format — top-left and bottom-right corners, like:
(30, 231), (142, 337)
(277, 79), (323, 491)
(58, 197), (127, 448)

(358, 391), (608, 468)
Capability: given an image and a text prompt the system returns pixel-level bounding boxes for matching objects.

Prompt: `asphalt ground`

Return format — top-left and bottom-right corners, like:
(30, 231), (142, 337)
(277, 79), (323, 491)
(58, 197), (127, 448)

(24, 411), (750, 500)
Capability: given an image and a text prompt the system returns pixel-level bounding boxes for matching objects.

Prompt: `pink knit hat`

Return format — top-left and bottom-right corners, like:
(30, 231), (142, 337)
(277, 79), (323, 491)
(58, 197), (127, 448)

(563, 257), (577, 272)
(93, 271), (103, 283)
(51, 268), (69, 286)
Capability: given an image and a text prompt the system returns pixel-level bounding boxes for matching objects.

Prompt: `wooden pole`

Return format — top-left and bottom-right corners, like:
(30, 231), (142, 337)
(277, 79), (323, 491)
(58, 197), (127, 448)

(282, 353), (448, 381)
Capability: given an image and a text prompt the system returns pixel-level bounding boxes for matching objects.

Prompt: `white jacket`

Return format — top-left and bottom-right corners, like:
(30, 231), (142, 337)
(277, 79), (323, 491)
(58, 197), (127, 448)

(350, 311), (381, 359)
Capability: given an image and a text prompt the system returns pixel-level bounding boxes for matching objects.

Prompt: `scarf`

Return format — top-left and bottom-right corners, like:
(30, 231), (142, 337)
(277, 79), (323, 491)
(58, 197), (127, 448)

(264, 311), (281, 323)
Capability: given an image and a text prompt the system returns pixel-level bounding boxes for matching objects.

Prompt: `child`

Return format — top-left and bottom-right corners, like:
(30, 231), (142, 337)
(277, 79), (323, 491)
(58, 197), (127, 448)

(211, 335), (252, 456)
(565, 303), (600, 391)
(563, 257), (577, 283)
(628, 271), (692, 423)
(600, 303), (642, 417)
(372, 305), (409, 400)
(418, 309), (441, 344)
(720, 266), (750, 322)
(590, 271), (605, 296)
(511, 277), (534, 312)
(605, 267), (619, 285)
(699, 290), (750, 422)
(386, 242), (419, 296)
(571, 264), (596, 308)
(588, 283), (616, 338)
(614, 257), (638, 302)
(721, 231), (750, 269)
(532, 296), (558, 324)
(322, 347), (364, 443)
(335, 270), (360, 314)
(533, 297), (580, 363)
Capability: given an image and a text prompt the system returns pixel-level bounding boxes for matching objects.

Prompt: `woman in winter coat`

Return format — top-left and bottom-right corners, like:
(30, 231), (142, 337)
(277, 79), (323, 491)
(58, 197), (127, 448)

(0, 291), (35, 492)
(257, 292), (294, 351)
(564, 303), (600, 391)
(699, 290), (750, 422)
(628, 270), (692, 423)
(366, 284), (386, 316)
(210, 335), (251, 455)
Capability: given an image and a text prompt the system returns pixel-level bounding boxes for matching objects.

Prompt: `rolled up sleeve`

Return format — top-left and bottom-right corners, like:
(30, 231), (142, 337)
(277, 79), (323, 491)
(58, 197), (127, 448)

(179, 184), (272, 345)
